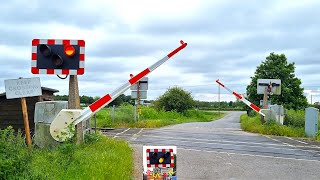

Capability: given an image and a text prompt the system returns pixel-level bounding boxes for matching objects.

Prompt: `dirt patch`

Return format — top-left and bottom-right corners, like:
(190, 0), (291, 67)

(131, 144), (143, 180)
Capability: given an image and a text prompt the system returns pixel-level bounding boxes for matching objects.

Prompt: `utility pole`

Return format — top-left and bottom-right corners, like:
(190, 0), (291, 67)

(218, 83), (220, 117)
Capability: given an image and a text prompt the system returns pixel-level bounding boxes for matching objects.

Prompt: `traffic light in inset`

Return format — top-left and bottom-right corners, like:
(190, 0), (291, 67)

(150, 152), (171, 164)
(31, 39), (85, 75)
(147, 148), (174, 168)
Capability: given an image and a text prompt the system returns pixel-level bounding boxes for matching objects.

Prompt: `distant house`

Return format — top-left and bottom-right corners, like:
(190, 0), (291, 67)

(0, 87), (59, 131)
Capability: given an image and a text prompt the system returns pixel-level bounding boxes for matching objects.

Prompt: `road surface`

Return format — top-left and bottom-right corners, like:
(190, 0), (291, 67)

(102, 111), (320, 179)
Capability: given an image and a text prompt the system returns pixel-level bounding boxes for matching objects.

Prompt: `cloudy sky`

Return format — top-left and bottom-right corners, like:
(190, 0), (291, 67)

(1, 0), (320, 103)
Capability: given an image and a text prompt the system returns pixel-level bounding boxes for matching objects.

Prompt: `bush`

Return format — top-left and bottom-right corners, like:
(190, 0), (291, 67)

(284, 109), (305, 128)
(247, 109), (258, 117)
(154, 87), (195, 113)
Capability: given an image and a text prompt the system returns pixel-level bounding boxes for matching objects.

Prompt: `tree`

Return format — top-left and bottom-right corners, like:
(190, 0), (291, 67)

(80, 95), (94, 104)
(154, 86), (195, 113)
(53, 95), (68, 101)
(246, 52), (308, 110)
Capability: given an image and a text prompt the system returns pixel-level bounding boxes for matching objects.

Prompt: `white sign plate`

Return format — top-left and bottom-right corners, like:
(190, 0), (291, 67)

(4, 77), (42, 99)
(131, 90), (147, 99)
(130, 77), (148, 90)
(257, 79), (281, 95)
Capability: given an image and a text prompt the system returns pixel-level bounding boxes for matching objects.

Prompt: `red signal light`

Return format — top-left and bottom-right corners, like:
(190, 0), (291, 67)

(64, 45), (75, 56)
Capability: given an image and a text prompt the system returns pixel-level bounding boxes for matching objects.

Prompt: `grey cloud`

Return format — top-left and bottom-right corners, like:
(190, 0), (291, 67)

(87, 35), (177, 58)
(1, 0), (320, 100)
(137, 1), (278, 35)
(0, 28), (35, 46)
(84, 60), (131, 75)
(0, 1), (116, 28)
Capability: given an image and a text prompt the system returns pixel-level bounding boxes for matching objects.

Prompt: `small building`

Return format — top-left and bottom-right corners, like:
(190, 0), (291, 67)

(0, 87), (59, 131)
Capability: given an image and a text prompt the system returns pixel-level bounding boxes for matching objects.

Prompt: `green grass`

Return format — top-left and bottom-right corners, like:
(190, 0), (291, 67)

(30, 136), (133, 179)
(1, 127), (133, 180)
(240, 114), (306, 137)
(93, 105), (224, 128)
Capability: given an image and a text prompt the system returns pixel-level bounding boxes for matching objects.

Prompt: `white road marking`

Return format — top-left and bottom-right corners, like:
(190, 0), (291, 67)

(147, 128), (260, 136)
(263, 135), (295, 147)
(178, 147), (320, 163)
(285, 136), (309, 145)
(113, 128), (130, 138)
(137, 128), (144, 135)
(131, 128), (144, 141)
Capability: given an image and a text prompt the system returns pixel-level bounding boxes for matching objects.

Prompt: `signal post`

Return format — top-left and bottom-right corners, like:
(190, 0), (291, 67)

(31, 39), (86, 143)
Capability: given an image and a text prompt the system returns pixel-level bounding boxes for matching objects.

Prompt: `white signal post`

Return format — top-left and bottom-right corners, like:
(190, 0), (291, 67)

(50, 40), (188, 141)
(215, 80), (265, 117)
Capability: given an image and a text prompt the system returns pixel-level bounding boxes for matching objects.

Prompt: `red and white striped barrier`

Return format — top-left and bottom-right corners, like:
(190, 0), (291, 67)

(73, 40), (187, 125)
(216, 80), (265, 116)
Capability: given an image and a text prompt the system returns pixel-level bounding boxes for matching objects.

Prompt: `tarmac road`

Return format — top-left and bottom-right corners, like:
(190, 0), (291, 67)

(102, 111), (320, 179)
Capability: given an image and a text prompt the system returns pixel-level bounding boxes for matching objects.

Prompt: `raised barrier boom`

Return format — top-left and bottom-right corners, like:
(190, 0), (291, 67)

(50, 40), (188, 141)
(216, 79), (265, 116)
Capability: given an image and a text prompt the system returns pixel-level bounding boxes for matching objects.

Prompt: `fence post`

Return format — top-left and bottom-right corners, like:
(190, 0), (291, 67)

(112, 105), (115, 124)
(94, 113), (97, 134)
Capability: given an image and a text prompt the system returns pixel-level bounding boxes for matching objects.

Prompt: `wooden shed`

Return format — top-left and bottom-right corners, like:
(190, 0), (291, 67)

(0, 87), (59, 131)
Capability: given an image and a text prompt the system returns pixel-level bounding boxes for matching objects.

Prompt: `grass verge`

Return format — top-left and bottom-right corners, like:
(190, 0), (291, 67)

(1, 127), (133, 180)
(94, 106), (225, 128)
(240, 114), (306, 137)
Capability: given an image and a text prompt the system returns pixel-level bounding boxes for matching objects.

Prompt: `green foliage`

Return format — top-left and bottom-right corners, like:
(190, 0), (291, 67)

(240, 114), (306, 137)
(84, 132), (103, 144)
(246, 52), (308, 110)
(53, 94), (69, 101)
(154, 86), (195, 113)
(0, 126), (31, 180)
(284, 109), (305, 128)
(195, 100), (245, 111)
(54, 94), (134, 106)
(316, 130), (320, 141)
(247, 109), (258, 117)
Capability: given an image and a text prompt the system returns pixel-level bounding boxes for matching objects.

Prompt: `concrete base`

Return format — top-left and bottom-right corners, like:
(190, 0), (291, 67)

(34, 123), (59, 148)
(260, 109), (272, 122)
(260, 108), (284, 125)
(34, 101), (68, 148)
